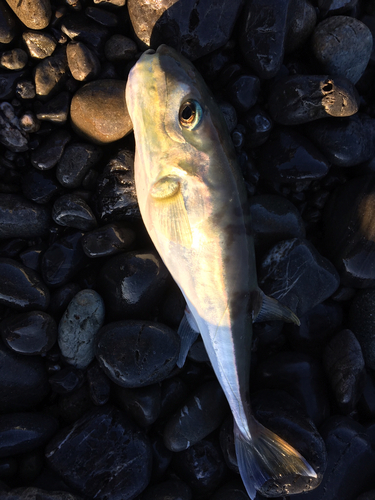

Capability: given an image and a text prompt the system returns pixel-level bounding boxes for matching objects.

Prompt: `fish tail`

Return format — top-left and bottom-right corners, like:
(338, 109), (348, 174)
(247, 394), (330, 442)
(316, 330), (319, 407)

(234, 417), (316, 500)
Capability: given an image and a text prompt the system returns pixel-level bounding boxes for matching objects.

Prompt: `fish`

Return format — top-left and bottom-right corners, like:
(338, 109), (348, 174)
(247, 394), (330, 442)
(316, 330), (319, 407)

(126, 44), (317, 499)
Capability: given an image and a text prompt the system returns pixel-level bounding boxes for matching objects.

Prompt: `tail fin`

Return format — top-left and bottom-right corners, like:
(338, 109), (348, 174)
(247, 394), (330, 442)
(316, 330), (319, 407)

(234, 418), (316, 500)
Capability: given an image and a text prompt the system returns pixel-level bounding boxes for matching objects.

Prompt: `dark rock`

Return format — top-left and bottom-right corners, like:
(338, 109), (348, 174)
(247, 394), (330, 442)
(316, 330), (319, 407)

(323, 329), (366, 413)
(0, 457), (17, 479)
(150, 434), (172, 480)
(34, 49), (69, 96)
(350, 290), (375, 370)
(19, 243), (45, 271)
(0, 102), (28, 152)
(52, 194), (97, 231)
(115, 384), (161, 427)
(66, 41), (100, 82)
(85, 7), (119, 27)
(285, 0), (317, 54)
(81, 223), (136, 258)
(0, 70), (24, 100)
(255, 128), (330, 184)
(30, 129), (71, 170)
(0, 258), (49, 311)
(45, 406), (152, 500)
(171, 439), (226, 497)
(140, 480), (192, 500)
(317, 0), (358, 15)
(0, 194), (50, 238)
(70, 80), (132, 144)
(249, 194), (306, 256)
(16, 80), (36, 100)
(41, 231), (87, 287)
(218, 100), (237, 134)
(56, 142), (102, 189)
(0, 340), (49, 413)
(356, 490), (375, 500)
(48, 282), (81, 318)
(87, 362), (110, 405)
(241, 105), (273, 148)
(160, 285), (185, 329)
(256, 351), (330, 426)
(0, 48), (27, 70)
(305, 114), (375, 167)
(225, 73), (260, 114)
(60, 14), (109, 50)
(159, 376), (189, 418)
(0, 0), (16, 44)
(22, 169), (62, 204)
(258, 238), (340, 318)
(0, 238), (27, 259)
(239, 0), (290, 79)
(268, 75), (359, 125)
(35, 92), (70, 123)
(96, 320), (179, 387)
(17, 450), (44, 484)
(98, 251), (170, 319)
(0, 488), (82, 500)
(0, 310), (57, 355)
(164, 379), (228, 452)
(0, 413), (57, 458)
(311, 16), (372, 83)
(358, 373), (375, 419)
(49, 366), (85, 394)
(219, 416), (237, 473)
(22, 31), (56, 59)
(57, 384), (93, 424)
(93, 148), (140, 221)
(323, 175), (375, 287)
(210, 480), (249, 500)
(104, 35), (137, 61)
(188, 339), (210, 364)
(127, 0), (243, 61)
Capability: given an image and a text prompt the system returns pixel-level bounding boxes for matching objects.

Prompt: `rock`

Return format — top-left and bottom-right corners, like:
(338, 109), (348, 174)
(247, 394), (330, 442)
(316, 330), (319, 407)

(0, 340), (49, 413)
(239, 0), (290, 78)
(49, 367), (84, 394)
(210, 480), (248, 500)
(285, 0), (317, 54)
(22, 169), (63, 204)
(34, 49), (69, 96)
(149, 434), (172, 480)
(241, 105), (273, 148)
(19, 243), (45, 271)
(0, 70), (25, 100)
(96, 320), (179, 387)
(350, 290), (375, 370)
(86, 362), (110, 405)
(0, 311), (57, 355)
(140, 480), (192, 500)
(268, 75), (359, 125)
(4, 0), (51, 29)
(0, 413), (57, 458)
(0, 488), (83, 500)
(224, 73), (260, 114)
(22, 31), (56, 59)
(159, 377), (189, 418)
(0, 258), (49, 311)
(30, 129), (71, 170)
(254, 128), (330, 184)
(70, 80), (132, 144)
(66, 41), (100, 81)
(98, 251), (170, 319)
(127, 0), (243, 61)
(52, 194), (97, 231)
(81, 223), (136, 258)
(48, 282), (81, 319)
(317, 0), (358, 15)
(0, 48), (27, 70)
(258, 238), (340, 318)
(58, 289), (105, 369)
(0, 194), (50, 238)
(311, 16), (373, 83)
(45, 406), (152, 500)
(85, 7), (119, 27)
(0, 0), (16, 44)
(57, 384), (93, 424)
(163, 379), (228, 452)
(35, 92), (70, 124)
(104, 35), (137, 61)
(56, 142), (102, 189)
(60, 14), (109, 50)
(115, 384), (161, 427)
(0, 102), (28, 152)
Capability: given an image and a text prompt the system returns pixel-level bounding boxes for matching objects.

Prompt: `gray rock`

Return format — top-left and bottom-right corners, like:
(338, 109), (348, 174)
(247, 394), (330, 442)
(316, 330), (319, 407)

(58, 289), (105, 369)
(0, 102), (28, 152)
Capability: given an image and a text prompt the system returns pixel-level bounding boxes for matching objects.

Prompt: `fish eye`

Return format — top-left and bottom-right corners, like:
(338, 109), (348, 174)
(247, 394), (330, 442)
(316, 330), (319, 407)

(179, 100), (203, 130)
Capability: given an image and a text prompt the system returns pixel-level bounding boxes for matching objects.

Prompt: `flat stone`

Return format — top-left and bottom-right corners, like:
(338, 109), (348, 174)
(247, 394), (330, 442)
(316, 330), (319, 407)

(30, 129), (71, 170)
(56, 142), (102, 188)
(67, 41), (100, 81)
(23, 31), (56, 59)
(81, 223), (135, 258)
(4, 0), (51, 29)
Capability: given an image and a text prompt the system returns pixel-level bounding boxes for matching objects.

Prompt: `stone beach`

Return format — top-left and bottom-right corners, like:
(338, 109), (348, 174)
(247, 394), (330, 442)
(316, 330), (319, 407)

(0, 0), (375, 499)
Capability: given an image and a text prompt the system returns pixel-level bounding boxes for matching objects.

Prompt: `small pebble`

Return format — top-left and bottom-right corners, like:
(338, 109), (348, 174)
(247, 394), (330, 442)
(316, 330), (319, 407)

(52, 193), (97, 231)
(5, 0), (51, 29)
(0, 194), (50, 238)
(56, 141), (102, 188)
(0, 1), (16, 44)
(115, 384), (161, 427)
(30, 129), (71, 170)
(49, 366), (84, 394)
(22, 169), (63, 204)
(35, 91), (70, 123)
(0, 48), (28, 70)
(0, 102), (28, 152)
(81, 223), (135, 258)
(87, 362), (110, 405)
(104, 35), (137, 61)
(67, 41), (101, 81)
(23, 31), (57, 59)
(34, 48), (69, 96)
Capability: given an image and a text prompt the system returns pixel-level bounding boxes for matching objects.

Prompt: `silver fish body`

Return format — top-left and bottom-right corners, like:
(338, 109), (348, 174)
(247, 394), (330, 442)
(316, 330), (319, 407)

(126, 45), (316, 499)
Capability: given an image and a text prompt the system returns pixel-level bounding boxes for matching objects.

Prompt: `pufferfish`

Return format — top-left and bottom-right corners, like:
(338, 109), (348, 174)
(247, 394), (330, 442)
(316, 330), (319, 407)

(125, 44), (317, 499)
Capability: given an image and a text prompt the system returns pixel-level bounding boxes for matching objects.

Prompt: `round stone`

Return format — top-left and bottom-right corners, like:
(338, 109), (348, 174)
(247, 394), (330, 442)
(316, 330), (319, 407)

(4, 0), (51, 29)
(0, 194), (50, 239)
(66, 41), (100, 81)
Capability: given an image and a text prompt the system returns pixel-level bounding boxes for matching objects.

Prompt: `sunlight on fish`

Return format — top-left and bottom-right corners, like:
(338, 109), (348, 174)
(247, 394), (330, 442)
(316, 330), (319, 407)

(126, 44), (317, 499)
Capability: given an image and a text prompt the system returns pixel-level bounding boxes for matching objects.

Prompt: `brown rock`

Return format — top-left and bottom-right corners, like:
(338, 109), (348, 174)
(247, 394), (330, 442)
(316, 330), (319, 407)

(4, 0), (51, 29)
(70, 79), (132, 144)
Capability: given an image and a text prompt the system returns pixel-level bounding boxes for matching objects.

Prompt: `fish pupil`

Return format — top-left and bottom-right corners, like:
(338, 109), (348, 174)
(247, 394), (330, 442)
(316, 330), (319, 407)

(179, 99), (203, 129)
(181, 103), (195, 123)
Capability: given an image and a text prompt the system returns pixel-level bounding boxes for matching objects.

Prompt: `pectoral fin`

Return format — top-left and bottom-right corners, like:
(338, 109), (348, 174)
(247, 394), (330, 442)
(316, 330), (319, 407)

(177, 305), (200, 368)
(251, 289), (300, 326)
(149, 176), (192, 247)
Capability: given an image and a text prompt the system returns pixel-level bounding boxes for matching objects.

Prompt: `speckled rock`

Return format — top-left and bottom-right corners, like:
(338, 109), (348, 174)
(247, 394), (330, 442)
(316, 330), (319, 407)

(66, 41), (100, 81)
(22, 31), (56, 59)
(0, 48), (27, 70)
(34, 49), (68, 96)
(58, 289), (105, 369)
(4, 0), (51, 29)
(30, 129), (71, 170)
(0, 102), (28, 152)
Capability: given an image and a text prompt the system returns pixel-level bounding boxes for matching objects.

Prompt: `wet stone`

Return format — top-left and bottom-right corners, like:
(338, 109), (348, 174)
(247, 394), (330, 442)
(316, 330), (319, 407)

(60, 14), (109, 51)
(0, 412), (57, 458)
(140, 479), (192, 500)
(259, 238), (340, 318)
(96, 320), (179, 388)
(0, 70), (25, 100)
(160, 286), (185, 329)
(0, 0), (16, 44)
(104, 35), (137, 62)
(311, 16), (373, 84)
(127, 0), (243, 61)
(22, 31), (56, 59)
(324, 329), (365, 413)
(350, 290), (375, 370)
(70, 80), (132, 144)
(49, 366), (84, 394)
(98, 251), (170, 319)
(34, 49), (69, 96)
(255, 128), (330, 184)
(30, 129), (71, 170)
(5, 0), (51, 29)
(225, 73), (260, 114)
(41, 231), (87, 287)
(52, 194), (97, 231)
(305, 114), (375, 167)
(115, 384), (161, 427)
(66, 41), (100, 82)
(0, 48), (27, 70)
(22, 169), (62, 204)
(35, 91), (70, 124)
(0, 340), (49, 412)
(87, 362), (110, 405)
(93, 148), (140, 222)
(0, 310), (57, 355)
(0, 194), (50, 237)
(56, 142), (102, 189)
(58, 289), (105, 369)
(241, 105), (273, 148)
(0, 457), (17, 479)
(81, 223), (135, 258)
(256, 351), (330, 426)
(249, 194), (306, 257)
(164, 379), (228, 452)
(0, 258), (50, 311)
(239, 0), (290, 79)
(268, 75), (359, 125)
(0, 102), (28, 152)
(251, 390), (326, 497)
(45, 406), (152, 500)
